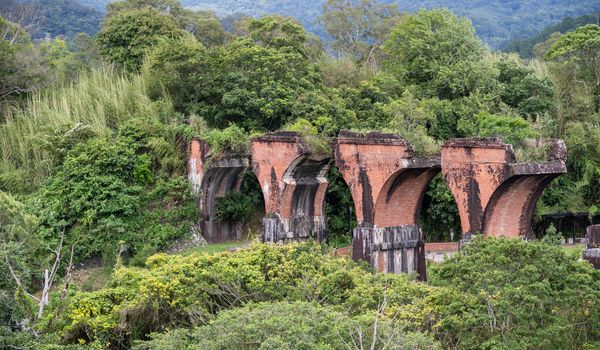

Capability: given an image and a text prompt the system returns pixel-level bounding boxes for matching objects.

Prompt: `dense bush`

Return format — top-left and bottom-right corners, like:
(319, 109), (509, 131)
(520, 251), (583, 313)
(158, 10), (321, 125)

(429, 237), (600, 349)
(31, 119), (196, 264)
(134, 301), (441, 350)
(53, 243), (433, 348)
(40, 239), (600, 349)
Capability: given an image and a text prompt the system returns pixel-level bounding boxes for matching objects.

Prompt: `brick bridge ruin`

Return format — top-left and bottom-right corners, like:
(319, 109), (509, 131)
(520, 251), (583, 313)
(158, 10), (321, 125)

(189, 131), (567, 279)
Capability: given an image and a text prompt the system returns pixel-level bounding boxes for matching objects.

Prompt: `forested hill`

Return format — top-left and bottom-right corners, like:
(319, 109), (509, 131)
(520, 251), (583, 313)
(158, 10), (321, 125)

(503, 11), (600, 58)
(14, 0), (600, 47)
(178, 0), (600, 48)
(1, 0), (103, 39)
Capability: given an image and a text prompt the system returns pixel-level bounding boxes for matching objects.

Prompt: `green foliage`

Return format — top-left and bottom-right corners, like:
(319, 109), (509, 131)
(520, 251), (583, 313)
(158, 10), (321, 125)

(384, 9), (493, 100)
(420, 175), (461, 242)
(97, 7), (184, 71)
(0, 67), (171, 192)
(545, 24), (600, 62)
(429, 237), (600, 349)
(200, 124), (250, 158)
(215, 192), (256, 224)
(43, 239), (600, 349)
(54, 243), (435, 347)
(542, 223), (564, 245)
(144, 16), (323, 131)
(134, 301), (441, 350)
(0, 191), (39, 290)
(503, 12), (600, 58)
(0, 16), (47, 100)
(320, 0), (402, 66)
(459, 112), (539, 146)
(31, 120), (196, 263)
(495, 58), (554, 118)
(284, 118), (331, 155)
(383, 92), (440, 156)
(324, 165), (356, 246)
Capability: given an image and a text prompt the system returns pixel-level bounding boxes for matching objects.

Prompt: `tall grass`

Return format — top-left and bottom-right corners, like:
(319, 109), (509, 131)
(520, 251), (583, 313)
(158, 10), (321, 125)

(0, 66), (173, 192)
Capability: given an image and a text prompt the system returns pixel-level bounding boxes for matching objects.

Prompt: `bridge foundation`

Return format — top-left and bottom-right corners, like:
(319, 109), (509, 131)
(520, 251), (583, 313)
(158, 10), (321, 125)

(334, 131), (440, 279)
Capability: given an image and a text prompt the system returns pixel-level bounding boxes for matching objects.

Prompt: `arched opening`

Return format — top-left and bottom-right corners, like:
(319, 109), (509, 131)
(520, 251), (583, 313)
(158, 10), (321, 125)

(212, 170), (265, 242)
(418, 174), (461, 243)
(482, 174), (557, 238)
(324, 163), (357, 248)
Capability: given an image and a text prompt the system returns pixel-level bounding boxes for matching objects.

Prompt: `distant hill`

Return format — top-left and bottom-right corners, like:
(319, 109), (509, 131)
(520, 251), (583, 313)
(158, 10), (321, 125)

(179, 0), (600, 48)
(2, 0), (104, 39)
(503, 12), (600, 58)
(19, 0), (600, 48)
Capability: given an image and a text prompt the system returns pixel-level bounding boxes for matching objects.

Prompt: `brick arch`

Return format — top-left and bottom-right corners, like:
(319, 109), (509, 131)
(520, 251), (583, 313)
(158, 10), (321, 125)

(188, 138), (250, 243)
(374, 167), (440, 228)
(441, 138), (567, 239)
(482, 174), (558, 238)
(251, 131), (331, 243)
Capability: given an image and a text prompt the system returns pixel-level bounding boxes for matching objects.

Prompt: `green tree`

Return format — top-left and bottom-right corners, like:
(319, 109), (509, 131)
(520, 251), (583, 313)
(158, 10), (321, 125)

(384, 9), (494, 100)
(545, 24), (600, 89)
(495, 58), (554, 118)
(96, 7), (184, 71)
(320, 0), (402, 67)
(107, 0), (226, 47)
(0, 16), (46, 100)
(145, 16), (323, 130)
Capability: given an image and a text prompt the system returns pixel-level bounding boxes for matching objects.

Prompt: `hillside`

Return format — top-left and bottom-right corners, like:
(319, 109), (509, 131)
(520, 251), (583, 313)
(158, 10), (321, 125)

(503, 11), (600, 57)
(179, 0), (600, 48)
(1, 0), (103, 39)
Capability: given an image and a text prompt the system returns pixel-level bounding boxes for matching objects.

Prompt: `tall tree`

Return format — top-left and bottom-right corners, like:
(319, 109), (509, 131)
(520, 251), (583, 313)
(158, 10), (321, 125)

(320, 0), (402, 67)
(384, 9), (493, 100)
(0, 16), (46, 100)
(96, 7), (183, 71)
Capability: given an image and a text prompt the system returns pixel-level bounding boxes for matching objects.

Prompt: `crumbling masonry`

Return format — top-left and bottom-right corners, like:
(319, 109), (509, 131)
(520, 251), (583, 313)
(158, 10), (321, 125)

(251, 131), (331, 244)
(441, 138), (567, 240)
(189, 132), (567, 275)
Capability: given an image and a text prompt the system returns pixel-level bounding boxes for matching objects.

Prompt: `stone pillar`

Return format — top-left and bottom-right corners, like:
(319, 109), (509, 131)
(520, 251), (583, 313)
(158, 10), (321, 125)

(584, 225), (600, 269)
(251, 131), (331, 243)
(188, 138), (250, 243)
(441, 138), (567, 240)
(334, 131), (440, 279)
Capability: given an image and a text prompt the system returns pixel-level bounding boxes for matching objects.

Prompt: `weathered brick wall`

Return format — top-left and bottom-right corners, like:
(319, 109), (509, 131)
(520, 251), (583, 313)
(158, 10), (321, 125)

(441, 138), (567, 239)
(251, 131), (331, 243)
(188, 138), (250, 242)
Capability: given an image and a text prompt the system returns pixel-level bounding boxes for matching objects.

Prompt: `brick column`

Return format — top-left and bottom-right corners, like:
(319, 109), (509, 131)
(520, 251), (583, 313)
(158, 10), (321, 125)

(441, 138), (567, 240)
(334, 131), (440, 279)
(251, 131), (331, 243)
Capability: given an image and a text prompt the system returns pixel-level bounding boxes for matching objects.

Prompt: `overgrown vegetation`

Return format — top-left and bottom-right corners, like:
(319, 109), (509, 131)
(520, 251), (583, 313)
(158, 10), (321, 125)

(5, 240), (597, 349)
(2, 0), (600, 348)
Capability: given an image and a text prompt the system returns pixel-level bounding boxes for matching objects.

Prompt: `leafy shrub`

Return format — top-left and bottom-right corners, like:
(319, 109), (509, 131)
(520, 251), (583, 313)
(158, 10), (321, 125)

(55, 243), (433, 347)
(542, 223), (563, 245)
(429, 237), (600, 350)
(200, 124), (250, 159)
(134, 301), (442, 350)
(30, 119), (196, 264)
(214, 191), (256, 224)
(284, 118), (332, 155)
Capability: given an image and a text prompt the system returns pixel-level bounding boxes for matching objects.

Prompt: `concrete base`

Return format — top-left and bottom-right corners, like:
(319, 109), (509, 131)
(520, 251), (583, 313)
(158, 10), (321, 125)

(583, 248), (600, 269)
(262, 214), (327, 244)
(352, 224), (426, 280)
